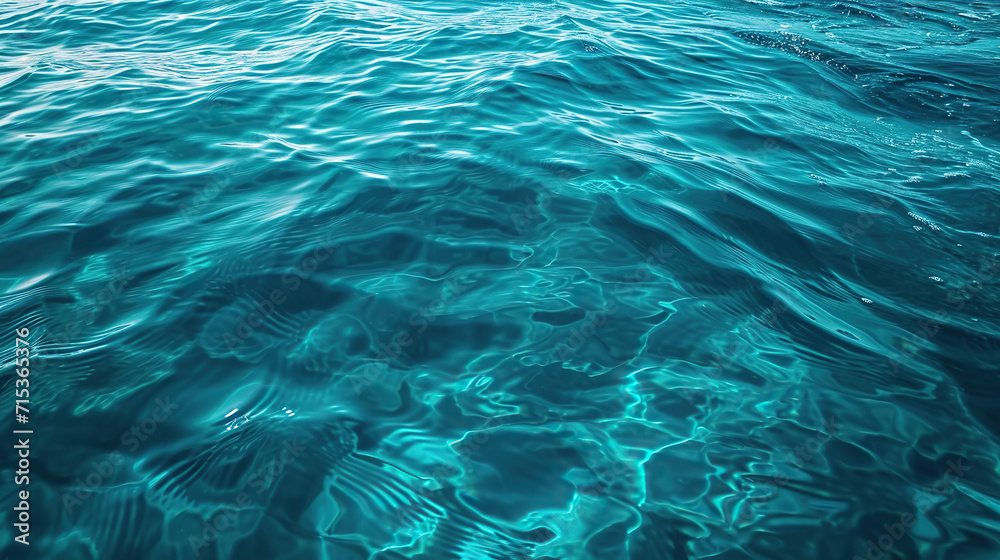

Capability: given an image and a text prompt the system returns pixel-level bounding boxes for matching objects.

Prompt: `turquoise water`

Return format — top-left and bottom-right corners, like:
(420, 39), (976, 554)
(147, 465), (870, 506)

(2, 0), (1000, 558)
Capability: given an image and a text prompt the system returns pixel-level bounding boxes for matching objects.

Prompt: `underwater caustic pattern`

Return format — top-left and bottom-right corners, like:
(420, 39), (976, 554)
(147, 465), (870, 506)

(2, 0), (1000, 558)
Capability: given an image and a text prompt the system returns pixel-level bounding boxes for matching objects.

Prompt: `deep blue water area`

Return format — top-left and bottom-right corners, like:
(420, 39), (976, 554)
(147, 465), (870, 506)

(1, 1), (1000, 559)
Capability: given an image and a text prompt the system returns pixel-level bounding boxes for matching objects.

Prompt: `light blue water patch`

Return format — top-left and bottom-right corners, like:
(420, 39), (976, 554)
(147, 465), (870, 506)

(1, 1), (1000, 559)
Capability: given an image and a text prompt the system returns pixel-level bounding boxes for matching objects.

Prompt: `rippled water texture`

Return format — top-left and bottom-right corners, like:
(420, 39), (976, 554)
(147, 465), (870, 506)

(2, 0), (1000, 558)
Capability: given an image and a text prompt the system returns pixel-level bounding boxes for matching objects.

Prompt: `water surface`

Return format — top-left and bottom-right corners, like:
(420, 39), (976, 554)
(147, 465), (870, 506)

(1, 1), (1000, 559)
